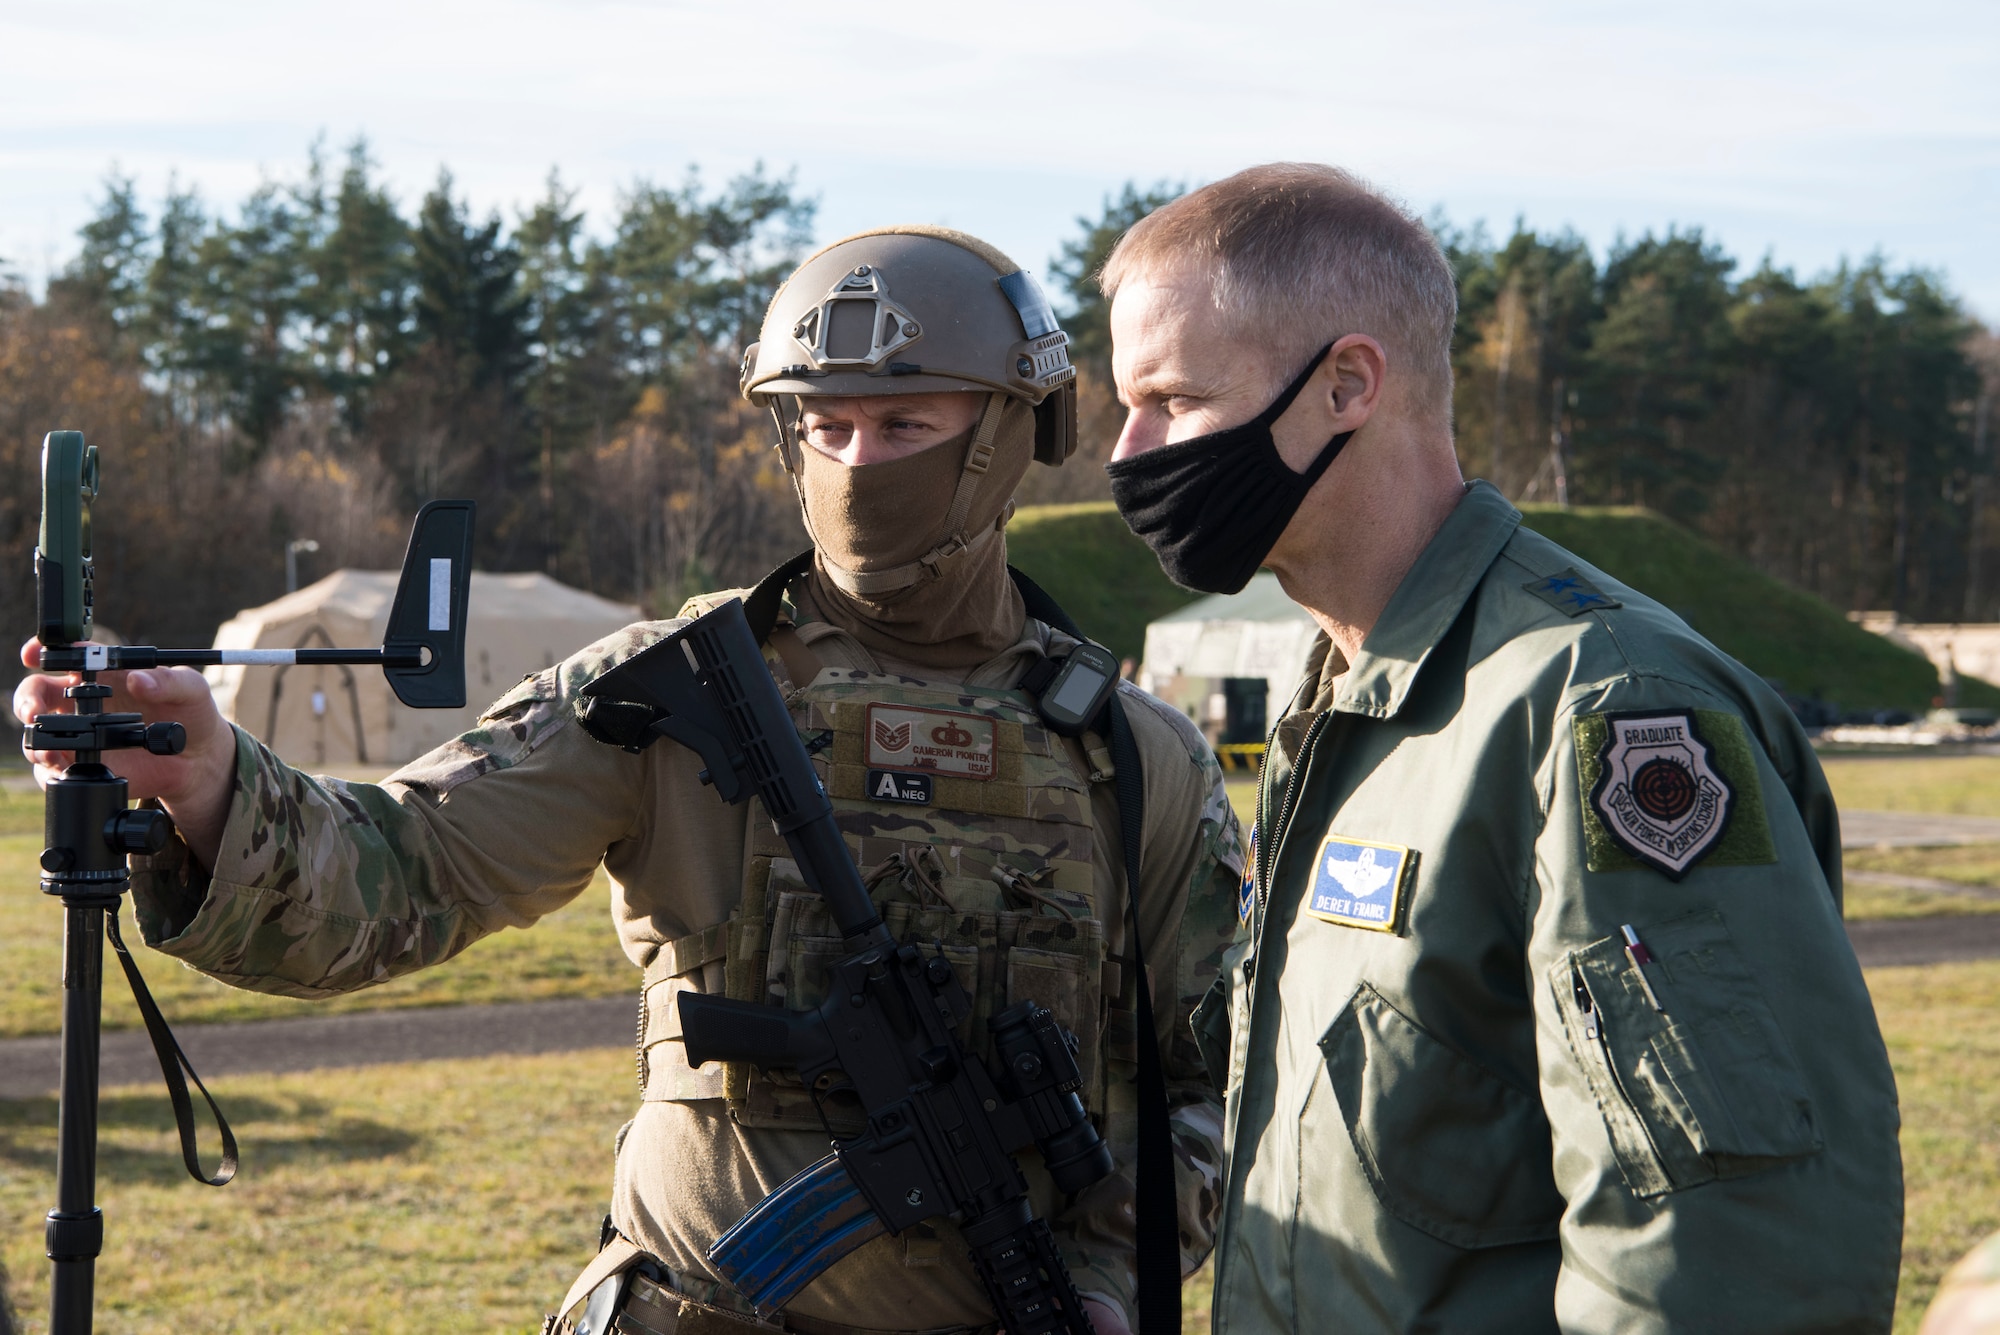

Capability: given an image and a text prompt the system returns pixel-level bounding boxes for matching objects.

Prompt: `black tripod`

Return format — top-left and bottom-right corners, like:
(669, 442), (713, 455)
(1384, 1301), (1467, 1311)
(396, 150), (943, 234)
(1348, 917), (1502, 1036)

(27, 673), (236, 1335)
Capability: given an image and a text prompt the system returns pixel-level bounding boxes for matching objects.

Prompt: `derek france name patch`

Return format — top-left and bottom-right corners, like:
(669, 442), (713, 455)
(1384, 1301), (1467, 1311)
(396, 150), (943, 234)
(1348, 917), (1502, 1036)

(1305, 834), (1415, 933)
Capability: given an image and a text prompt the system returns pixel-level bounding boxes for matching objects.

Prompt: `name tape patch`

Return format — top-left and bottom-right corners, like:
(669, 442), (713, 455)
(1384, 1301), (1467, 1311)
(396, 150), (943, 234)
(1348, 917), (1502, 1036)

(1305, 834), (1414, 933)
(1589, 712), (1733, 879)
(866, 769), (933, 805)
(865, 704), (996, 781)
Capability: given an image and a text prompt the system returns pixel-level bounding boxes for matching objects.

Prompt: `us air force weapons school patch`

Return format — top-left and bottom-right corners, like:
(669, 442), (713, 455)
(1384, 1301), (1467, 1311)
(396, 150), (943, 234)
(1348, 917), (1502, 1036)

(1576, 710), (1777, 879)
(1589, 713), (1730, 877)
(1304, 833), (1415, 933)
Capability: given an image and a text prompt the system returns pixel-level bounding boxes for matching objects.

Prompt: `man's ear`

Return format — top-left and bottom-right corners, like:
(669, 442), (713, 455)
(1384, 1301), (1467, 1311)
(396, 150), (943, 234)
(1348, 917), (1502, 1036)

(1326, 334), (1388, 424)
(1272, 333), (1387, 470)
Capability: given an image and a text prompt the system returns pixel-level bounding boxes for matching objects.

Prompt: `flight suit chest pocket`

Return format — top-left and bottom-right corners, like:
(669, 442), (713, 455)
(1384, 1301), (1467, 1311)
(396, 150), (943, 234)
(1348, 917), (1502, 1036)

(1550, 909), (1823, 1199)
(1318, 984), (1564, 1249)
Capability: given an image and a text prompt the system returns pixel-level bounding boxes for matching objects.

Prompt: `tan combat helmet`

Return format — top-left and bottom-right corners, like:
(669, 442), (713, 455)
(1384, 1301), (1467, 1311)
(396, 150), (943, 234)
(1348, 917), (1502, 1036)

(743, 226), (1078, 465)
(741, 226), (1079, 595)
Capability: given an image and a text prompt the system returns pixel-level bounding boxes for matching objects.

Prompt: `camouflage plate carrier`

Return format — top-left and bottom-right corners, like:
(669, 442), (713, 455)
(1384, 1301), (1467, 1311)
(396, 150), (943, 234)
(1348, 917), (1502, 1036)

(635, 603), (1128, 1139)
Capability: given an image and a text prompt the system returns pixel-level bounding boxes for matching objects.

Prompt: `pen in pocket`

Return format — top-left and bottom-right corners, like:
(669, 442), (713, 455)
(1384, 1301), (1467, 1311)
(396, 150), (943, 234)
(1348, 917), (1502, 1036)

(1619, 924), (1666, 1012)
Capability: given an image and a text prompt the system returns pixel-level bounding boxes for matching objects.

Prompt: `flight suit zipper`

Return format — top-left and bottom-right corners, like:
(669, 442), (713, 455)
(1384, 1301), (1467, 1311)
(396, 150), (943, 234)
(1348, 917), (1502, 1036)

(1256, 710), (1332, 927)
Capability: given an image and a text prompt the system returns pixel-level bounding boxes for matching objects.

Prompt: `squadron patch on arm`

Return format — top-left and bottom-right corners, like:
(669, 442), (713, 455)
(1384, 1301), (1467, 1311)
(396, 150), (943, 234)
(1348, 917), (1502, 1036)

(1589, 713), (1730, 877)
(1574, 709), (1777, 879)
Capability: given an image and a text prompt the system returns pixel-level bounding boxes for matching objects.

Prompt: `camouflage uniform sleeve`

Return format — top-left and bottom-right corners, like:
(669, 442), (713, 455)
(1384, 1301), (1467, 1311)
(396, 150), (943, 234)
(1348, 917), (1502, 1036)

(1056, 685), (1245, 1326)
(127, 627), (664, 998)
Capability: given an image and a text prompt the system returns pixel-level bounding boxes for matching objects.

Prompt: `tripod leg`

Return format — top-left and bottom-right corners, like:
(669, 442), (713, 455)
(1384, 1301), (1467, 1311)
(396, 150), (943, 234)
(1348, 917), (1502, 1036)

(47, 901), (106, 1335)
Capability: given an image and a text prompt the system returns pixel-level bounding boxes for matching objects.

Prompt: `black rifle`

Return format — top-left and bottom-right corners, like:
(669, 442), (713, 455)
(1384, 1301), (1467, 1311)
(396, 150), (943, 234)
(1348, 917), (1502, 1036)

(27, 429), (475, 1335)
(577, 597), (1112, 1335)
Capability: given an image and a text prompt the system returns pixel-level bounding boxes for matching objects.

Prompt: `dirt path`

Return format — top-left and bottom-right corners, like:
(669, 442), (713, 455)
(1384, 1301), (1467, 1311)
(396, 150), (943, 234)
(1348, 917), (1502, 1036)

(1843, 809), (2000, 847)
(0, 995), (634, 1100)
(0, 913), (1992, 1100)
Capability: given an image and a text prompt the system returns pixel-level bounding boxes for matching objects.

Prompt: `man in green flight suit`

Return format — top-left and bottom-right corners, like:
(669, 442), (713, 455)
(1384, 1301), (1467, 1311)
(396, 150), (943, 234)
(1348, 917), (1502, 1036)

(1098, 163), (1903, 1332)
(19, 227), (1243, 1335)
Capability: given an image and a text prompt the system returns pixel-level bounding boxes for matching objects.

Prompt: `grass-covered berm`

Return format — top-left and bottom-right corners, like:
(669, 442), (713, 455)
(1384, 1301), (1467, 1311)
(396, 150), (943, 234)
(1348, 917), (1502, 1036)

(1007, 499), (1979, 715)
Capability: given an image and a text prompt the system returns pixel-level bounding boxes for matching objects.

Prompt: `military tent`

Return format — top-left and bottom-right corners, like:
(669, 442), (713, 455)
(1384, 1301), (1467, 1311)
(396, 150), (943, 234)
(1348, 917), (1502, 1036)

(206, 571), (640, 769)
(1138, 572), (1319, 749)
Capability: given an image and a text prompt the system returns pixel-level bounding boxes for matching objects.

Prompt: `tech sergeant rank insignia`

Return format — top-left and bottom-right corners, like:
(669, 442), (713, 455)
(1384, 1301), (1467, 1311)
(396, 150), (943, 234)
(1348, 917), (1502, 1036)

(1589, 712), (1734, 879)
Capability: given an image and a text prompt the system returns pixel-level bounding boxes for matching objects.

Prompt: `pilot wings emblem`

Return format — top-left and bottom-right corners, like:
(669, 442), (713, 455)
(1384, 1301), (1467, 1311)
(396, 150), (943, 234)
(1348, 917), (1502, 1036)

(1323, 846), (1395, 899)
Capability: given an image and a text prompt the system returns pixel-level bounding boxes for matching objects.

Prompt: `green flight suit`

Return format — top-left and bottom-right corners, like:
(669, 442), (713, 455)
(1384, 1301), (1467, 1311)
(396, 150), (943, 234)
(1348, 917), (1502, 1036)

(1199, 481), (1902, 1333)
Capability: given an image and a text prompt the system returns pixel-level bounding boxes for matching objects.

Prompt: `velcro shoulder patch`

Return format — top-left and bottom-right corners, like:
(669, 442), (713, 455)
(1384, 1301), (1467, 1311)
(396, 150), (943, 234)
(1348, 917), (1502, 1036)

(1525, 567), (1621, 617)
(1572, 709), (1777, 878)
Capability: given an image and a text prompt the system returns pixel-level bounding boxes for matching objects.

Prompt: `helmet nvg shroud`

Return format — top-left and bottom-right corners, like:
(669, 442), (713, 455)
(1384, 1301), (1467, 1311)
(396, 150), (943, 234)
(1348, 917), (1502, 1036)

(741, 226), (1079, 468)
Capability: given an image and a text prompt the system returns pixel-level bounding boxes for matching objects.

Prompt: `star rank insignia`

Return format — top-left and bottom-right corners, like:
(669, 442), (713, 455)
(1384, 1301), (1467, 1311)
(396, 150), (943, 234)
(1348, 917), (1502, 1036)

(1524, 567), (1621, 617)
(1589, 712), (1734, 879)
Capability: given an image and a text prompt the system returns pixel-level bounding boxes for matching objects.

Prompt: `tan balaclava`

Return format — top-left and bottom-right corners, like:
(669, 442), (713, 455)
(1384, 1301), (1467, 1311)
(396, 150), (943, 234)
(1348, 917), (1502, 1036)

(795, 393), (1035, 670)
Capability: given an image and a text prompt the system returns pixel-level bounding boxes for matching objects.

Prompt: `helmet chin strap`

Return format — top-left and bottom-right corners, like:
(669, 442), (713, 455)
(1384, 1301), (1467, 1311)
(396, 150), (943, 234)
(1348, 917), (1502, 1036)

(801, 392), (1011, 599)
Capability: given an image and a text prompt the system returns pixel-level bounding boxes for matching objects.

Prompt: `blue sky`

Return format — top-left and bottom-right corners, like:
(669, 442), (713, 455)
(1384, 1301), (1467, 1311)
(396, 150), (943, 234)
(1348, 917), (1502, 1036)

(2, 0), (1995, 318)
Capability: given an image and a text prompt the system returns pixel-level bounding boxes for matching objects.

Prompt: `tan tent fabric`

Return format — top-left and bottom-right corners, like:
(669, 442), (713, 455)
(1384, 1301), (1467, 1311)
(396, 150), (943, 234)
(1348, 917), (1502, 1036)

(207, 571), (640, 768)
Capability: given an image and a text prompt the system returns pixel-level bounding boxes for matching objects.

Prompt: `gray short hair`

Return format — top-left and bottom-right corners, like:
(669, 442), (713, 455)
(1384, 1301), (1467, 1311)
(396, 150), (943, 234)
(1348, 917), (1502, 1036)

(1101, 163), (1457, 417)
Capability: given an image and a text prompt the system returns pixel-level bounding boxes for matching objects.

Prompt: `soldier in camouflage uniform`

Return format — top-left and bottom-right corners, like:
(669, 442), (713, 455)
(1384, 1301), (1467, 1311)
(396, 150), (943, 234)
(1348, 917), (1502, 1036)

(17, 227), (1243, 1335)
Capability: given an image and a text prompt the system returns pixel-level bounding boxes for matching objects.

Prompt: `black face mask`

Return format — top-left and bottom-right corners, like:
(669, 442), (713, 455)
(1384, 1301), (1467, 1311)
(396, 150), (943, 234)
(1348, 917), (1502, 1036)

(1105, 344), (1354, 594)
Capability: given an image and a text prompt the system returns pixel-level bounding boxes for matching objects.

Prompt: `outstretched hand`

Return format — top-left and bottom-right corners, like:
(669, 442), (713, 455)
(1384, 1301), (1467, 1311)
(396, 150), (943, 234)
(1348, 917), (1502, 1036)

(15, 638), (237, 867)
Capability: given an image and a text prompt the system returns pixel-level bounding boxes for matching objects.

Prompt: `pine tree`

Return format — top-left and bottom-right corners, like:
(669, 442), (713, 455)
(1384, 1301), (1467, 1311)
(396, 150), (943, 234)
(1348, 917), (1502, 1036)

(413, 170), (527, 391)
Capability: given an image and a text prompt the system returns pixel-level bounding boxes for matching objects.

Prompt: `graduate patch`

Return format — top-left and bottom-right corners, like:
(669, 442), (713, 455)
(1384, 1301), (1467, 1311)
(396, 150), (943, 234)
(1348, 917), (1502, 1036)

(1588, 712), (1732, 879)
(864, 704), (996, 780)
(1304, 834), (1414, 933)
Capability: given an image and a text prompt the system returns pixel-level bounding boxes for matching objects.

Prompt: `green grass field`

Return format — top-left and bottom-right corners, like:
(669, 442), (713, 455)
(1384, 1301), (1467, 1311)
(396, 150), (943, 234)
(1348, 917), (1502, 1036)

(1823, 755), (2000, 818)
(0, 962), (1984, 1333)
(0, 1049), (631, 1333)
(2, 748), (1998, 1327)
(0, 792), (632, 1040)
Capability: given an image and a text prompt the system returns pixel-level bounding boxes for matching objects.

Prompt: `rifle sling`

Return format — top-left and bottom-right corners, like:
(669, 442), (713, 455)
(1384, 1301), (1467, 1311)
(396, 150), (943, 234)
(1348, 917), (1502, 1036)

(1010, 566), (1181, 1335)
(742, 552), (1182, 1333)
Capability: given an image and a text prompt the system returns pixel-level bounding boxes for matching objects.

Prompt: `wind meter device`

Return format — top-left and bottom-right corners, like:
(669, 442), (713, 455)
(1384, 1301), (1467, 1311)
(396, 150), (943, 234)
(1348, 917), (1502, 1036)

(26, 428), (476, 1335)
(34, 435), (475, 709)
(38, 430), (97, 645)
